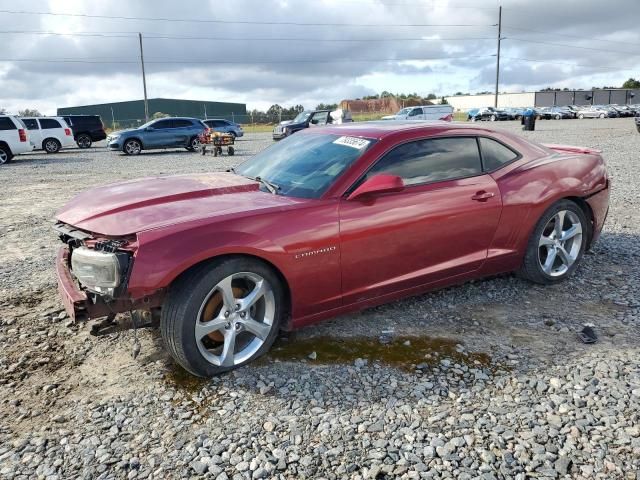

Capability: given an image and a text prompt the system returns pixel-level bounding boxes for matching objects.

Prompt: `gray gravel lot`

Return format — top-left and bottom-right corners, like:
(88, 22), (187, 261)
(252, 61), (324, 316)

(1, 119), (639, 479)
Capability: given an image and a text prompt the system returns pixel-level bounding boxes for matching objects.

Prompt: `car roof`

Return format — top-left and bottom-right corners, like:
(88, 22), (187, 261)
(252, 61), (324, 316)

(303, 120), (502, 140)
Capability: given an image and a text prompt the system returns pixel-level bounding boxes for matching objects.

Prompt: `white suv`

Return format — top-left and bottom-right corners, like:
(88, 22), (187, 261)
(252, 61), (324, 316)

(21, 116), (75, 153)
(0, 115), (31, 165)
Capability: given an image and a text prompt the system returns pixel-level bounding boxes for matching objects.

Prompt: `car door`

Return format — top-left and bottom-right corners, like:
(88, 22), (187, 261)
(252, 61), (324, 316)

(309, 111), (329, 127)
(22, 118), (41, 148)
(339, 136), (502, 305)
(407, 107), (424, 120)
(143, 119), (174, 148)
(172, 119), (194, 145)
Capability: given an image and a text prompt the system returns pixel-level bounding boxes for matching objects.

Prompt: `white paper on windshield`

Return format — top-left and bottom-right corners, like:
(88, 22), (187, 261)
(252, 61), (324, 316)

(333, 136), (370, 150)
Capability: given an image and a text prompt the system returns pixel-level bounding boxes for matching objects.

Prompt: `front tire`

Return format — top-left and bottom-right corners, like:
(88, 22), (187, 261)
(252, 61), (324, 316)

(490, 115), (496, 121)
(76, 134), (92, 149)
(43, 138), (61, 153)
(161, 257), (285, 377)
(599, 113), (605, 119)
(518, 200), (588, 285)
(123, 139), (142, 155)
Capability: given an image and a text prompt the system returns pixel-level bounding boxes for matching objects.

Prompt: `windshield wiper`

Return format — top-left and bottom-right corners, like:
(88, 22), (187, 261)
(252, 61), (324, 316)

(253, 176), (280, 195)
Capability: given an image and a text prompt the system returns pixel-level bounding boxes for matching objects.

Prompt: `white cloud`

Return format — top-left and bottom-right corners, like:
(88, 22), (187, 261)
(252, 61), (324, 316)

(0, 0), (638, 114)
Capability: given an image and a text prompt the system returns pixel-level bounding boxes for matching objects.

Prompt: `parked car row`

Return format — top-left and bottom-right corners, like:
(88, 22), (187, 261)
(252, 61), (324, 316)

(468, 104), (640, 122)
(0, 113), (245, 162)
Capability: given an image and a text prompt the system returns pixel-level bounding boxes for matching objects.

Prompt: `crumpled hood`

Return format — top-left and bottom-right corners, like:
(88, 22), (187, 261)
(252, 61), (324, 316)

(55, 172), (295, 236)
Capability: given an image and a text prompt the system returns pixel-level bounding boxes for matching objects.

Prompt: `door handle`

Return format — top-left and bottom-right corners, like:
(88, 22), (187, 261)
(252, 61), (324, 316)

(471, 191), (495, 202)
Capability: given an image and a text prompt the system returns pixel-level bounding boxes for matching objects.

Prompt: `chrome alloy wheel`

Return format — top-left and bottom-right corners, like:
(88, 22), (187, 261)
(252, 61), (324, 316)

(538, 210), (583, 277)
(124, 140), (141, 155)
(195, 272), (275, 367)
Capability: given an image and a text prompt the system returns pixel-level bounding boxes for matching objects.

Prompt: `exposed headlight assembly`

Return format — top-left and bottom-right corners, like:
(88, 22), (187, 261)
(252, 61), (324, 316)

(71, 246), (129, 294)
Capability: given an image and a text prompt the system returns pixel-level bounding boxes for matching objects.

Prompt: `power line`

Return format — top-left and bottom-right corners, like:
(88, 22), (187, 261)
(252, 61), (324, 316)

(0, 54), (494, 65)
(313, 0), (497, 8)
(0, 30), (496, 42)
(499, 55), (634, 71)
(504, 37), (640, 57)
(0, 10), (494, 28)
(502, 25), (640, 48)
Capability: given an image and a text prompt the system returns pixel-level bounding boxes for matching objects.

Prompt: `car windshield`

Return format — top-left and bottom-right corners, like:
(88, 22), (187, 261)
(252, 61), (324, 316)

(293, 111), (312, 123)
(235, 133), (376, 199)
(396, 108), (411, 115)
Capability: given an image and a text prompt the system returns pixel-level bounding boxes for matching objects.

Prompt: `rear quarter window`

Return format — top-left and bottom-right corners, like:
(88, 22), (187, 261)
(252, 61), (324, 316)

(39, 118), (62, 129)
(479, 137), (519, 171)
(0, 118), (17, 130)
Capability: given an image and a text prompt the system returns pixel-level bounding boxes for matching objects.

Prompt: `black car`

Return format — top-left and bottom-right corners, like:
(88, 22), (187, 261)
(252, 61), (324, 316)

(538, 107), (573, 120)
(469, 107), (509, 122)
(272, 110), (332, 140)
(61, 115), (107, 148)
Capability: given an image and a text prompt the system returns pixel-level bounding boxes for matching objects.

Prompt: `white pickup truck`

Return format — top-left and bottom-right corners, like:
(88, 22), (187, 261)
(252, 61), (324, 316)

(0, 115), (31, 165)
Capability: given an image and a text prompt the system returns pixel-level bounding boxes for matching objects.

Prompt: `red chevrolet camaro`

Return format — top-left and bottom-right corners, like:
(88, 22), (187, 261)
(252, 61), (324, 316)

(55, 122), (610, 377)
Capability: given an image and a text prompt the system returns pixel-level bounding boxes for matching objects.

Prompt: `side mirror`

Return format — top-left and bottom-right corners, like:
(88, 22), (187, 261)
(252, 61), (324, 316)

(347, 174), (404, 201)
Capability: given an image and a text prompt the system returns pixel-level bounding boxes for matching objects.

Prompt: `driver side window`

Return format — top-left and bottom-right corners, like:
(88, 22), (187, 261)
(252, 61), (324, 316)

(364, 137), (482, 186)
(408, 108), (423, 117)
(310, 112), (329, 125)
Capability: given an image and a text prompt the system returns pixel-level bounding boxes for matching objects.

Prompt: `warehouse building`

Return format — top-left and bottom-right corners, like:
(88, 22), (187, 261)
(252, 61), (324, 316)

(444, 88), (640, 111)
(58, 98), (247, 129)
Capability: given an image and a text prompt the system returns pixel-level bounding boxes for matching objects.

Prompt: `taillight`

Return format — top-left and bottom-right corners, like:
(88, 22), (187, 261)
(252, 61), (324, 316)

(18, 129), (27, 142)
(65, 128), (72, 136)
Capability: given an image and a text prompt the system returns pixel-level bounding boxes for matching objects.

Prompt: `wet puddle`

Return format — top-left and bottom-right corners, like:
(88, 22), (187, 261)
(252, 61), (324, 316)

(268, 334), (491, 371)
(165, 364), (208, 392)
(165, 334), (492, 390)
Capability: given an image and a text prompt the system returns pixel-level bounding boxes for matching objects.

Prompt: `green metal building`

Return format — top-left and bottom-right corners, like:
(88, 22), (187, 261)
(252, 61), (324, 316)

(57, 98), (248, 129)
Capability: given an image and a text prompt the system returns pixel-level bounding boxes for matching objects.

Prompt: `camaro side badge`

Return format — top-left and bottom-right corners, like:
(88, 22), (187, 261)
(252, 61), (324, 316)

(295, 246), (337, 259)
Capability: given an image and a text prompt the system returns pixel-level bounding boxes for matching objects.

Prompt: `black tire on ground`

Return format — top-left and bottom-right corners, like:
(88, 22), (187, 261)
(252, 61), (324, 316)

(599, 113), (605, 119)
(578, 113), (584, 119)
(123, 139), (142, 155)
(490, 115), (496, 121)
(160, 257), (285, 377)
(228, 146), (234, 156)
(43, 138), (61, 154)
(76, 134), (92, 149)
(0, 144), (13, 165)
(518, 199), (588, 285)
(185, 136), (200, 152)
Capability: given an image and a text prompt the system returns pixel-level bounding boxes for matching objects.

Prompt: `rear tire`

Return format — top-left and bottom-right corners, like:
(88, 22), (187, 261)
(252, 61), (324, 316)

(599, 113), (605, 119)
(0, 144), (13, 164)
(185, 136), (200, 152)
(490, 115), (496, 121)
(160, 257), (285, 377)
(43, 138), (61, 153)
(518, 200), (588, 285)
(76, 134), (92, 149)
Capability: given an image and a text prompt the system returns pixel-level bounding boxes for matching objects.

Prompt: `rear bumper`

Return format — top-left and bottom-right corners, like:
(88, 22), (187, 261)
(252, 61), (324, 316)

(585, 183), (610, 246)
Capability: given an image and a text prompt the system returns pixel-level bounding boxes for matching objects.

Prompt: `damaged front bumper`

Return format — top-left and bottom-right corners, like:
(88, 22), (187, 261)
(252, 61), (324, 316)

(56, 246), (164, 321)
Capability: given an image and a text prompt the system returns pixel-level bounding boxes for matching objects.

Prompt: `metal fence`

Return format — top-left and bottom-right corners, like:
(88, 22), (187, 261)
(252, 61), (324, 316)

(535, 89), (640, 107)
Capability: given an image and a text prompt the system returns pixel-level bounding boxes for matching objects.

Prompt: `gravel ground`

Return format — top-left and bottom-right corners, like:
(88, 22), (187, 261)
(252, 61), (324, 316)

(1, 119), (639, 479)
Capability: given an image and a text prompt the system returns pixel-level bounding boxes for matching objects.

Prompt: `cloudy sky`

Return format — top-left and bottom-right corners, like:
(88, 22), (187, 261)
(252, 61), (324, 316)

(1, 0), (639, 114)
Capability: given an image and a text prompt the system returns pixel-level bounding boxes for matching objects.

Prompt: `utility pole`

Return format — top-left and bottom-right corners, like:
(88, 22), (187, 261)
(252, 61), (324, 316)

(138, 33), (149, 122)
(494, 6), (502, 108)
